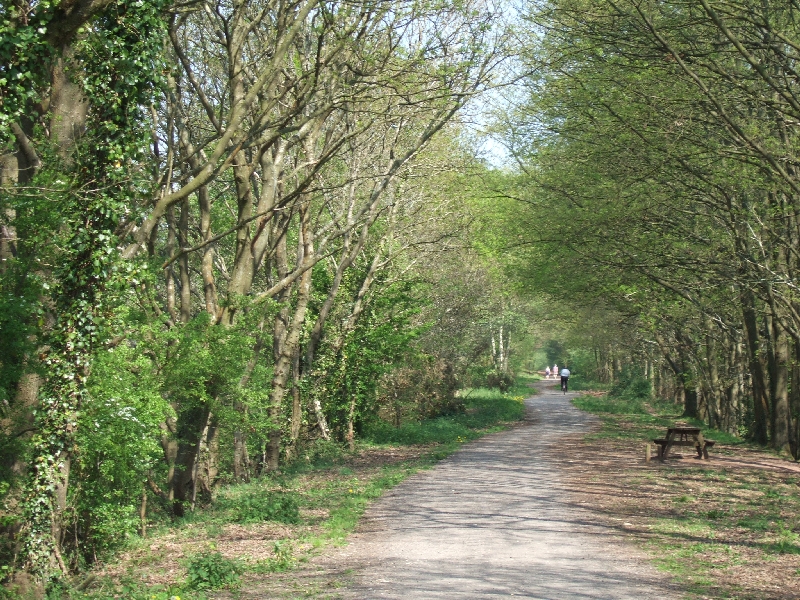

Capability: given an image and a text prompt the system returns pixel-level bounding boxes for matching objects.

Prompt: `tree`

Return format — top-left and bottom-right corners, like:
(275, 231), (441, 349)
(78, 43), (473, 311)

(496, 0), (800, 453)
(1, 0), (169, 580)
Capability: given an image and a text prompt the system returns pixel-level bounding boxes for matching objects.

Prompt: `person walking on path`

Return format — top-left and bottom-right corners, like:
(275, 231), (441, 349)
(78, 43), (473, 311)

(552, 364), (558, 379)
(545, 366), (551, 378)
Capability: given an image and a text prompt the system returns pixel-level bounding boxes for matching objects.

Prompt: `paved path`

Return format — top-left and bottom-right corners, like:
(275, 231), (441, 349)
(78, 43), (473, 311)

(334, 381), (682, 599)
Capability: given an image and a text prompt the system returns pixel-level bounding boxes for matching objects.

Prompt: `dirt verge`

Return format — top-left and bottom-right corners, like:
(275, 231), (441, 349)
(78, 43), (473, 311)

(556, 393), (800, 600)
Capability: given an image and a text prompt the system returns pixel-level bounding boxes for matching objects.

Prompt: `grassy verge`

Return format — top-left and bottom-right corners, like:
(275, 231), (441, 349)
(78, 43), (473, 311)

(62, 385), (526, 600)
(572, 394), (744, 446)
(570, 391), (800, 599)
(364, 382), (529, 446)
(565, 373), (611, 392)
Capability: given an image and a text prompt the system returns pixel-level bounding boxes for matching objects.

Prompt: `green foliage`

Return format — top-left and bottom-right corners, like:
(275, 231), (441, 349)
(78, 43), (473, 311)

(485, 369), (515, 392)
(572, 395), (647, 416)
(364, 388), (525, 445)
(151, 312), (255, 421)
(5, 0), (171, 576)
(214, 490), (300, 525)
(0, 516), (20, 580)
(44, 575), (69, 600)
(70, 341), (168, 558)
(252, 540), (295, 573)
(311, 278), (425, 440)
(185, 551), (242, 591)
(565, 374), (611, 393)
(609, 367), (652, 401)
(376, 355), (461, 425)
(301, 439), (348, 467)
(543, 340), (566, 366)
(572, 385), (747, 447)
(0, 3), (55, 137)
(0, 265), (42, 410)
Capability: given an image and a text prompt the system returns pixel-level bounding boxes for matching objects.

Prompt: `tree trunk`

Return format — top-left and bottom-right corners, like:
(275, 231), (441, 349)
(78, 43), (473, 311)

(197, 415), (220, 501)
(742, 292), (770, 444)
(790, 340), (800, 459)
(265, 208), (315, 471)
(178, 198), (191, 323)
(346, 395), (357, 452)
(704, 318), (721, 428)
(769, 318), (791, 453)
(165, 405), (208, 517)
(288, 345), (303, 458)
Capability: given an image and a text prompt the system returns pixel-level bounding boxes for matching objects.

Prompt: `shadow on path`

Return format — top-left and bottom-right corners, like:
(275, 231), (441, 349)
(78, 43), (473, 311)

(330, 381), (683, 599)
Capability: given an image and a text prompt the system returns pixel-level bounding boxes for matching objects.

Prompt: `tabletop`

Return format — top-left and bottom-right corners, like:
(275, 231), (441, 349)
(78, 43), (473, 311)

(667, 426), (701, 435)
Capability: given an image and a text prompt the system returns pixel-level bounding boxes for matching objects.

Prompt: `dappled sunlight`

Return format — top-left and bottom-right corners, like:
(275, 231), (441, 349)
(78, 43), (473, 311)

(275, 379), (682, 599)
(556, 396), (800, 599)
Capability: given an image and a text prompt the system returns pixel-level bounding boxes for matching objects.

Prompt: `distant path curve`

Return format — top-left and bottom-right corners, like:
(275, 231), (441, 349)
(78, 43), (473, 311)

(332, 379), (683, 599)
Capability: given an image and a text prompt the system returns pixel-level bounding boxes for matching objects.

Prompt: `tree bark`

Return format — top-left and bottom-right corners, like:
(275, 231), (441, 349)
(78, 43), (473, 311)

(265, 208), (315, 471)
(769, 317), (791, 453)
(742, 291), (770, 444)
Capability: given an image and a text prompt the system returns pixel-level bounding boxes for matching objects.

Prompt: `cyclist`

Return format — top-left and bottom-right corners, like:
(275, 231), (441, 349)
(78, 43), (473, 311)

(560, 365), (571, 393)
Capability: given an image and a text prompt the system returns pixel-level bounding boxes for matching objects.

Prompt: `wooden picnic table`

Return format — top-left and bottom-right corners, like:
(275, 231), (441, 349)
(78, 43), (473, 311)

(653, 426), (715, 461)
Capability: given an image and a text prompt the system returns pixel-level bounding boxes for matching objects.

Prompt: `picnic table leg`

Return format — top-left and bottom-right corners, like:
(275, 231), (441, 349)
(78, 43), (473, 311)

(696, 432), (707, 460)
(662, 439), (674, 461)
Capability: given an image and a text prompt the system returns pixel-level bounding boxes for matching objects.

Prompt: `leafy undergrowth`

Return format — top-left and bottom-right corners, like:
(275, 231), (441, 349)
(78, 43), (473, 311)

(569, 391), (800, 599)
(61, 387), (526, 600)
(364, 385), (528, 445)
(566, 373), (612, 392)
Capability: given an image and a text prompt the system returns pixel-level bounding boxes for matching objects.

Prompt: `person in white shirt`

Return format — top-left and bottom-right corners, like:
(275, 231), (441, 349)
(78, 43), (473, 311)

(560, 366), (571, 391)
(545, 366), (551, 378)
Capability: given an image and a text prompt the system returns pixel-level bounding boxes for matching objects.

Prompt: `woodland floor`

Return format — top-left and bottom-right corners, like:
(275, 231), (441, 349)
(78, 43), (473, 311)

(85, 384), (800, 599)
(89, 446), (433, 596)
(221, 381), (681, 599)
(219, 383), (800, 600)
(557, 388), (800, 600)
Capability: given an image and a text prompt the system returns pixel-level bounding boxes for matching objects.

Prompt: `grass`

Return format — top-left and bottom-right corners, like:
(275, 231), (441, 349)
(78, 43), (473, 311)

(567, 373), (612, 392)
(66, 382), (528, 599)
(363, 390), (526, 446)
(572, 393), (745, 447)
(571, 385), (800, 599)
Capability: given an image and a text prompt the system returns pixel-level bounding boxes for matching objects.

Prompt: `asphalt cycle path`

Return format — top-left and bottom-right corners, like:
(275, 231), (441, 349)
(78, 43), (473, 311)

(333, 380), (682, 599)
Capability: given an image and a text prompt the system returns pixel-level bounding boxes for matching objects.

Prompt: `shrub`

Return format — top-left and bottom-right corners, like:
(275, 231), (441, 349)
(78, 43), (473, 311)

(485, 369), (515, 393)
(304, 439), (347, 466)
(216, 490), (300, 524)
(253, 540), (295, 573)
(609, 366), (652, 400)
(376, 358), (461, 424)
(185, 551), (242, 591)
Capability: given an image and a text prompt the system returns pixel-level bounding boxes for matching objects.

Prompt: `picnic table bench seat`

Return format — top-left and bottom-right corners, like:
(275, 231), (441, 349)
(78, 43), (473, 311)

(652, 437), (715, 460)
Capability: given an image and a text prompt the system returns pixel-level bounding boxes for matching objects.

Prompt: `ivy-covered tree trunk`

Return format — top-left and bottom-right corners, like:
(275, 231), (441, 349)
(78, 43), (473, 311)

(169, 405), (209, 517)
(1, 0), (169, 581)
